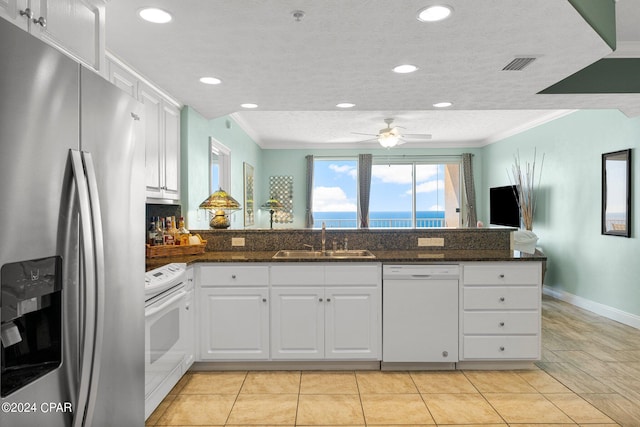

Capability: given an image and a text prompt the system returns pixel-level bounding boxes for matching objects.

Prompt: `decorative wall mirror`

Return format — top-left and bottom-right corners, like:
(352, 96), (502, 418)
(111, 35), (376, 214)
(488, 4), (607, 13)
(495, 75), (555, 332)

(210, 137), (231, 193)
(602, 149), (631, 237)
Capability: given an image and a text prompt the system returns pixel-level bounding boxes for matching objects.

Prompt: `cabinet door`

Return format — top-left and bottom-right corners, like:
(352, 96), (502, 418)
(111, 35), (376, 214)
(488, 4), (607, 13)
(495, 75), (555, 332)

(32, 0), (105, 72)
(162, 102), (180, 199)
(107, 57), (137, 98)
(271, 287), (324, 359)
(139, 83), (163, 198)
(0, 0), (29, 29)
(325, 287), (380, 360)
(199, 287), (269, 360)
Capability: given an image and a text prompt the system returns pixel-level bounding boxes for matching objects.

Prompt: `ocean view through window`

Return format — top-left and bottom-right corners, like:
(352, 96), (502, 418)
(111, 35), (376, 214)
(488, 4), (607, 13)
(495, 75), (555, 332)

(312, 157), (461, 229)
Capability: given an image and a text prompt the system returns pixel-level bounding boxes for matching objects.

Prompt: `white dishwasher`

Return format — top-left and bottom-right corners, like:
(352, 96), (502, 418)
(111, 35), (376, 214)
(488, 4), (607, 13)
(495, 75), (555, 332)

(382, 264), (459, 367)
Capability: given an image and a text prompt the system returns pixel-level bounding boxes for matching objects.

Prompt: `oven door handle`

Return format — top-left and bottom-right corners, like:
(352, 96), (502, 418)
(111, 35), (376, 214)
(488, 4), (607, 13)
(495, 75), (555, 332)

(145, 289), (187, 318)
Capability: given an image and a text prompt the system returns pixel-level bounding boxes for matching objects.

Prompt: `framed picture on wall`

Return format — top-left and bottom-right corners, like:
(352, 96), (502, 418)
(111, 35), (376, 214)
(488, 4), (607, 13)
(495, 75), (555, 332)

(602, 149), (631, 237)
(244, 162), (254, 226)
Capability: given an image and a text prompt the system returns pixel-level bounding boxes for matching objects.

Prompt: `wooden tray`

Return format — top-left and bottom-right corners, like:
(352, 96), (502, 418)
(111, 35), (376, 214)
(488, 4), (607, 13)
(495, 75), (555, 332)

(145, 240), (207, 258)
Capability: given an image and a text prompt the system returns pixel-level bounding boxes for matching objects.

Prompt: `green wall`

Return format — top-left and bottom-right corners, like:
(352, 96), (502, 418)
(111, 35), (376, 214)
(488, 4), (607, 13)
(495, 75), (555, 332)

(482, 109), (640, 317)
(180, 107), (264, 229)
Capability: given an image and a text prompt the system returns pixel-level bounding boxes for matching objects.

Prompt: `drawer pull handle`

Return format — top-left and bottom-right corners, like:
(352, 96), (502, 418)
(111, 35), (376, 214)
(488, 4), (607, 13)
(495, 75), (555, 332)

(319, 298), (323, 302)
(499, 297), (505, 302)
(231, 274), (237, 279)
(442, 351), (448, 357)
(499, 274), (505, 279)
(326, 298), (331, 302)
(262, 298), (267, 302)
(499, 321), (505, 327)
(499, 346), (505, 351)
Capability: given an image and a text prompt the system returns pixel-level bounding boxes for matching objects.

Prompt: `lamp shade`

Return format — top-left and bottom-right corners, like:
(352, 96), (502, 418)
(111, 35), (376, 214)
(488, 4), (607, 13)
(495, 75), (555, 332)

(199, 188), (241, 211)
(260, 197), (283, 211)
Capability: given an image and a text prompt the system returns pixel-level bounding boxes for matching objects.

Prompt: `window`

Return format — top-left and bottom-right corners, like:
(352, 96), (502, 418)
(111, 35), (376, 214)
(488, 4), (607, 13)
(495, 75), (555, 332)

(311, 156), (461, 229)
(312, 159), (357, 228)
(210, 137), (230, 193)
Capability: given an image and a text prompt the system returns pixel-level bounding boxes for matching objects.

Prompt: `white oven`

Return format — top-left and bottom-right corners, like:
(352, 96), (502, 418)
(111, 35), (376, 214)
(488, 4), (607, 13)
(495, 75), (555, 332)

(144, 263), (189, 419)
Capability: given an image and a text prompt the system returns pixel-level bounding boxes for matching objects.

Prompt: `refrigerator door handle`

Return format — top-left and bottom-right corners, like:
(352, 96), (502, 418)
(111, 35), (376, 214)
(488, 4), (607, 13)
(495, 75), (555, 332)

(80, 151), (106, 427)
(69, 149), (102, 427)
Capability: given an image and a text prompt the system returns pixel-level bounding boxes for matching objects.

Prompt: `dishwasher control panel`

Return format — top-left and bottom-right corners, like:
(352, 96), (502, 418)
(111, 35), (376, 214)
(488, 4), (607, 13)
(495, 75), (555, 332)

(383, 264), (460, 279)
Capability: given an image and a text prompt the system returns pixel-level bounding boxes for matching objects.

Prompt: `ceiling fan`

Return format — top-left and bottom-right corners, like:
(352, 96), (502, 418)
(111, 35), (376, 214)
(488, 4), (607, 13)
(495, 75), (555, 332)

(352, 118), (432, 148)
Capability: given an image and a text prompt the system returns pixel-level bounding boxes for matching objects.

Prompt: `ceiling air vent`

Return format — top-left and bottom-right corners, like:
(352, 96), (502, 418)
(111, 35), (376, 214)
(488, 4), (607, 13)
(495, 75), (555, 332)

(502, 57), (537, 71)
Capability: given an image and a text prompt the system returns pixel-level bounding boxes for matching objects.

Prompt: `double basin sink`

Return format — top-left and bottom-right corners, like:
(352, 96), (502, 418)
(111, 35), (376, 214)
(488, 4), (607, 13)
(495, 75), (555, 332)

(272, 249), (376, 259)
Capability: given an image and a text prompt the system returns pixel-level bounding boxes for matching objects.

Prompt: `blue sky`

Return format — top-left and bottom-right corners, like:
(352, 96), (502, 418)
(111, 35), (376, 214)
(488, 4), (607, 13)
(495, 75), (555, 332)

(313, 160), (446, 213)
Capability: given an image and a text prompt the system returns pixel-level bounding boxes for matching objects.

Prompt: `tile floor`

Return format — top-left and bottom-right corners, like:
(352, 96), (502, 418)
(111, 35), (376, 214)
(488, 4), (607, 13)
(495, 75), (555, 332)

(146, 295), (640, 426)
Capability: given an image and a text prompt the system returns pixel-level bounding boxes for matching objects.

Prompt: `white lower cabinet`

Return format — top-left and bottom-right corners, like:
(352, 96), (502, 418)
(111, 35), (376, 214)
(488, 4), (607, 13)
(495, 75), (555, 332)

(270, 285), (380, 360)
(460, 262), (542, 362)
(198, 265), (270, 360)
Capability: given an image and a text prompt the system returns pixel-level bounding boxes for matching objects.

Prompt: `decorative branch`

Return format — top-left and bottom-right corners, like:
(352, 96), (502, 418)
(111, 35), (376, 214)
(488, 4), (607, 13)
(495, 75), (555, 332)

(508, 149), (545, 231)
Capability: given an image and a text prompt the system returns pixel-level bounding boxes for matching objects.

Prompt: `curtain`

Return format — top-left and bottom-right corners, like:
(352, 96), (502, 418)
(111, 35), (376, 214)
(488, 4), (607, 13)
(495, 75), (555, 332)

(305, 155), (314, 228)
(358, 154), (372, 228)
(462, 153), (478, 227)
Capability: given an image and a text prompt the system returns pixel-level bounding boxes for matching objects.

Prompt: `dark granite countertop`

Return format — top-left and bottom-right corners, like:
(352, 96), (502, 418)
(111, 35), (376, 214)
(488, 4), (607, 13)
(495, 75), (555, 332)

(146, 249), (545, 271)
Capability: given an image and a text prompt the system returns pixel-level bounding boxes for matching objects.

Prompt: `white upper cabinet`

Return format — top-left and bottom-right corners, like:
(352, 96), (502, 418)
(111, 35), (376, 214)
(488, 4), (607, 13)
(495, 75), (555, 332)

(1, 0), (105, 74)
(106, 55), (182, 202)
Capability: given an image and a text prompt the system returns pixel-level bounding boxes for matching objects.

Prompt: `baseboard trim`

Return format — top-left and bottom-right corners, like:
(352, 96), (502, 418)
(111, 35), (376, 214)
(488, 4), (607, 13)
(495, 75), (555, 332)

(543, 285), (640, 330)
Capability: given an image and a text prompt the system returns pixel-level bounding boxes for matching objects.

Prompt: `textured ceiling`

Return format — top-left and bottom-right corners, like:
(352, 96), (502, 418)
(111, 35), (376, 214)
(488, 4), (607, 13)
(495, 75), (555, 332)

(104, 0), (640, 148)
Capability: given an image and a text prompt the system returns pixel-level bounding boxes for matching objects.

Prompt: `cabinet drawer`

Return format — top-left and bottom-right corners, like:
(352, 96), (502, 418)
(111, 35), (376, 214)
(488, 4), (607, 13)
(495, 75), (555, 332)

(463, 286), (539, 310)
(325, 264), (380, 285)
(463, 311), (539, 334)
(463, 263), (540, 286)
(199, 265), (269, 286)
(270, 265), (325, 285)
(463, 336), (539, 359)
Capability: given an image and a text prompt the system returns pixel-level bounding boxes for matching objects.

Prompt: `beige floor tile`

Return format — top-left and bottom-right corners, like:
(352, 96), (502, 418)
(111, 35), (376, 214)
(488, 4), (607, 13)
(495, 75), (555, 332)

(167, 373), (192, 396)
(580, 393), (640, 427)
(356, 371), (418, 394)
(240, 371), (300, 394)
(545, 393), (615, 424)
(464, 370), (538, 393)
(410, 371), (477, 394)
(297, 394), (365, 425)
(504, 424), (577, 427)
(180, 371), (246, 394)
(226, 394), (298, 425)
(146, 394), (176, 426)
(483, 392), (574, 424)
(433, 425), (507, 427)
(155, 394), (236, 425)
(517, 369), (572, 393)
(360, 394), (435, 425)
(422, 393), (503, 424)
(300, 371), (359, 394)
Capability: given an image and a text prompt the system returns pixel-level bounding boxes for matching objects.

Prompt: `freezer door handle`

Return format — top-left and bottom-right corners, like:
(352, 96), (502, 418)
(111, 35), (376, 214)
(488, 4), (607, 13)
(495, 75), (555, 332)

(69, 150), (105, 427)
(81, 151), (106, 427)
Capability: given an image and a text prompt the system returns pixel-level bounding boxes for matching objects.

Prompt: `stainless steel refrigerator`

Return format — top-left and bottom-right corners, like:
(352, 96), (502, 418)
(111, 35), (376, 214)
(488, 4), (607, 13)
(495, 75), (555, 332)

(0, 18), (145, 426)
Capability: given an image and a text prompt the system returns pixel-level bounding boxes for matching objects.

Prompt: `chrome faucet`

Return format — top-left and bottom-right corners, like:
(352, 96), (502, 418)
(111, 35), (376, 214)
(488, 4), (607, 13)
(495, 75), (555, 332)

(321, 222), (326, 255)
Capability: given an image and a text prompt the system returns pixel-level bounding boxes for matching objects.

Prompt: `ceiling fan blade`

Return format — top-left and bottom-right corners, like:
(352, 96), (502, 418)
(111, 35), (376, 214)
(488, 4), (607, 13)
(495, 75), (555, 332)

(351, 132), (377, 137)
(401, 133), (432, 140)
(356, 138), (379, 143)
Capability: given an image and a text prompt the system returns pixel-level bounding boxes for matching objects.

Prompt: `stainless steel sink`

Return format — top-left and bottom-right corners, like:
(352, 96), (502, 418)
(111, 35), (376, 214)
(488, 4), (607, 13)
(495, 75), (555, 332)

(272, 249), (376, 259)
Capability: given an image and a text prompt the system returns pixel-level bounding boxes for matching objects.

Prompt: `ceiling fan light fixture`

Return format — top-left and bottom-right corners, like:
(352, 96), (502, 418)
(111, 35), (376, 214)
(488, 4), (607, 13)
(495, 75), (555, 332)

(433, 101), (452, 108)
(336, 102), (355, 108)
(393, 64), (418, 74)
(138, 7), (173, 24)
(199, 76), (222, 85)
(378, 132), (400, 148)
(417, 5), (453, 22)
(241, 103), (258, 109)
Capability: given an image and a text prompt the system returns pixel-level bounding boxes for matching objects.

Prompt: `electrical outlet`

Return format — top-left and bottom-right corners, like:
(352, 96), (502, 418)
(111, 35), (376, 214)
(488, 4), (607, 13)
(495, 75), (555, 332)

(418, 237), (445, 247)
(231, 237), (245, 247)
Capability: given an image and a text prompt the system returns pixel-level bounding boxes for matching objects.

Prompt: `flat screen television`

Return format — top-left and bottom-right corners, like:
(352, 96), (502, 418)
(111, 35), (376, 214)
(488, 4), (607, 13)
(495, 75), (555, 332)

(490, 185), (520, 227)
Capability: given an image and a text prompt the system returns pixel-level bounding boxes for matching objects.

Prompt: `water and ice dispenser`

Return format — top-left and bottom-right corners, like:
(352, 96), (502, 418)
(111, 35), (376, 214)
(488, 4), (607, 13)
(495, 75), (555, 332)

(1, 256), (62, 397)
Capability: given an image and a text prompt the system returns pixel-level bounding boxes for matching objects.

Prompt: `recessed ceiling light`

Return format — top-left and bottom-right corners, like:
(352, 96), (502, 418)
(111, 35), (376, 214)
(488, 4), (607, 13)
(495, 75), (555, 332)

(417, 5), (453, 22)
(241, 103), (258, 109)
(336, 102), (355, 108)
(433, 101), (452, 108)
(138, 7), (172, 24)
(199, 77), (222, 85)
(393, 64), (418, 74)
